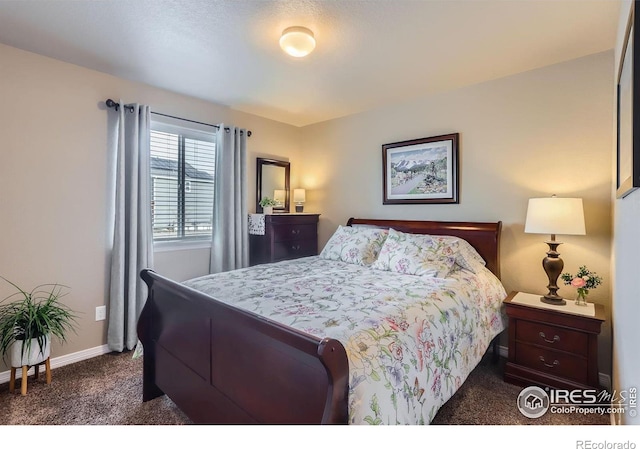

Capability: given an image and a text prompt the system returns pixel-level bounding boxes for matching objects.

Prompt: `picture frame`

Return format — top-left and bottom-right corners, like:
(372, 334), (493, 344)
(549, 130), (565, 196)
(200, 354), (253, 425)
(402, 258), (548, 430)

(616, 1), (640, 199)
(382, 133), (459, 204)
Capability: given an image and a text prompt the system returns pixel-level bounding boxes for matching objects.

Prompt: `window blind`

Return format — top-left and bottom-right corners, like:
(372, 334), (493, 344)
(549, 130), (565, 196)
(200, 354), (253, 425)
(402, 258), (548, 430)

(150, 123), (216, 241)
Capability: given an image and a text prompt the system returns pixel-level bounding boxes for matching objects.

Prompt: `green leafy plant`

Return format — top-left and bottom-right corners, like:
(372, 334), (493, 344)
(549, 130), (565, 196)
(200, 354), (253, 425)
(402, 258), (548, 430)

(0, 277), (78, 361)
(259, 197), (277, 207)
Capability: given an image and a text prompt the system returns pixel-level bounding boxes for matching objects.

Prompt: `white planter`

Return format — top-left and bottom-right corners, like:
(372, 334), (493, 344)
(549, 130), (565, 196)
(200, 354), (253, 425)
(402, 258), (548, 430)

(9, 335), (51, 368)
(263, 206), (273, 215)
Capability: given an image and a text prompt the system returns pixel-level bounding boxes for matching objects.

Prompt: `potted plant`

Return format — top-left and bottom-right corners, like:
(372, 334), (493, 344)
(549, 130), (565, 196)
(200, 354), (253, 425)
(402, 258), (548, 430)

(0, 278), (78, 368)
(259, 197), (278, 215)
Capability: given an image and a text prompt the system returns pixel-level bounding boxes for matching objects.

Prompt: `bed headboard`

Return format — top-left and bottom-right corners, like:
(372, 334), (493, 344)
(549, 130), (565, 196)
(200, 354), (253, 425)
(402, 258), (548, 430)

(346, 218), (502, 279)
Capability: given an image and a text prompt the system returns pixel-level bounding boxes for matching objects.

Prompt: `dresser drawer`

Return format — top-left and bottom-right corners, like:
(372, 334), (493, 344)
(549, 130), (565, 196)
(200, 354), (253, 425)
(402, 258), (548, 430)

(516, 320), (588, 356)
(272, 224), (317, 242)
(515, 343), (588, 384)
(273, 239), (317, 261)
(250, 214), (320, 266)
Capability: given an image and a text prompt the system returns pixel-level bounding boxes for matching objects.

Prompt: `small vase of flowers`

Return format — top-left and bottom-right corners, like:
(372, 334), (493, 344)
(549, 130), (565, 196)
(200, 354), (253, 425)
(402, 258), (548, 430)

(560, 266), (602, 306)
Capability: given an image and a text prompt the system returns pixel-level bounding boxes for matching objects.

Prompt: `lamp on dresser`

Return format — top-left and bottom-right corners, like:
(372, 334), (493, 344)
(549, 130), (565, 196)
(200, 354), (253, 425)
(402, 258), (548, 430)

(524, 195), (586, 306)
(274, 189), (286, 209)
(294, 189), (306, 213)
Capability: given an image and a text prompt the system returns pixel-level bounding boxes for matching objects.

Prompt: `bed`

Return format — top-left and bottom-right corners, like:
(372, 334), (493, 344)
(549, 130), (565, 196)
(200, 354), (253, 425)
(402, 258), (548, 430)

(137, 218), (506, 424)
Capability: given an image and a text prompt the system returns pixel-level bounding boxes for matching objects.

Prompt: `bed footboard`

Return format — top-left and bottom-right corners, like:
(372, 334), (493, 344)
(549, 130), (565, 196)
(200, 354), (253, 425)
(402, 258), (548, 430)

(137, 269), (349, 424)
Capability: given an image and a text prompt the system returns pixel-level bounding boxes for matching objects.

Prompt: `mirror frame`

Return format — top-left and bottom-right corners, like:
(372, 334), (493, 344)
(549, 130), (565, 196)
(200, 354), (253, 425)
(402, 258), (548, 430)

(256, 158), (290, 213)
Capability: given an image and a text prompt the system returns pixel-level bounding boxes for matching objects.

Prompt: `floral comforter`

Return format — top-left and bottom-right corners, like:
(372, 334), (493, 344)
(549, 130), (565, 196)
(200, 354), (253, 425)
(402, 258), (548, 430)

(182, 256), (507, 425)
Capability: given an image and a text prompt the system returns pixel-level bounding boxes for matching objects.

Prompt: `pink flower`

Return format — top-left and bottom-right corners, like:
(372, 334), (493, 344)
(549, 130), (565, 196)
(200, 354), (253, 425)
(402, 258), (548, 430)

(571, 277), (586, 288)
(388, 342), (403, 361)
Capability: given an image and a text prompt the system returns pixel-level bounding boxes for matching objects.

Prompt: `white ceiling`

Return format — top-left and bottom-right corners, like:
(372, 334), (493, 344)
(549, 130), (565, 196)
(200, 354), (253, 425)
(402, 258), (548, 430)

(0, 0), (620, 127)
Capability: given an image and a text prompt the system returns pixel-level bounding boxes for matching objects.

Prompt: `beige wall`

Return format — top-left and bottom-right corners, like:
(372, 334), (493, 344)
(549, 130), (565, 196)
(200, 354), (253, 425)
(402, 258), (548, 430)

(0, 43), (300, 371)
(611, 0), (640, 425)
(300, 52), (614, 376)
(0, 42), (616, 380)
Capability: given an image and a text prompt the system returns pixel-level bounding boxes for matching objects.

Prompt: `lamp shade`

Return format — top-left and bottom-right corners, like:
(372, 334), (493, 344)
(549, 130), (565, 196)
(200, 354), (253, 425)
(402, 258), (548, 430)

(273, 189), (286, 203)
(279, 26), (316, 57)
(524, 197), (586, 236)
(293, 189), (306, 203)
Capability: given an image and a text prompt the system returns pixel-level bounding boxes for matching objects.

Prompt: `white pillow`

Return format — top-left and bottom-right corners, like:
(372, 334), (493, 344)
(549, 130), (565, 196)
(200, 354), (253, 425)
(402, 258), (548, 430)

(319, 225), (389, 266)
(371, 228), (457, 278)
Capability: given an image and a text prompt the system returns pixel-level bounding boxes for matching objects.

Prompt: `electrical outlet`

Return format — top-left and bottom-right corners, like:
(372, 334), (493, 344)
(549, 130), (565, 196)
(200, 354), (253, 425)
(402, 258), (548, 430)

(95, 305), (106, 321)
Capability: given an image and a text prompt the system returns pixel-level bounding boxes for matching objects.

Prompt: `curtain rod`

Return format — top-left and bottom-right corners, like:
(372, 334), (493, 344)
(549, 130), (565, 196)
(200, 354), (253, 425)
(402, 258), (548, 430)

(104, 99), (252, 137)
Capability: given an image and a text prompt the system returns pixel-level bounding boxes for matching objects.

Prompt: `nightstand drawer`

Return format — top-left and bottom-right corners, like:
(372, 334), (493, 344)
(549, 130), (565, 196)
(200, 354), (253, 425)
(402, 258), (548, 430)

(516, 320), (588, 356)
(273, 239), (317, 261)
(272, 224), (317, 242)
(515, 343), (588, 384)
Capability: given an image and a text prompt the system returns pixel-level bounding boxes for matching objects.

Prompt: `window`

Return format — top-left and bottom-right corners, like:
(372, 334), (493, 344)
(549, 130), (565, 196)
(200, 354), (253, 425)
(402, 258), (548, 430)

(150, 120), (216, 242)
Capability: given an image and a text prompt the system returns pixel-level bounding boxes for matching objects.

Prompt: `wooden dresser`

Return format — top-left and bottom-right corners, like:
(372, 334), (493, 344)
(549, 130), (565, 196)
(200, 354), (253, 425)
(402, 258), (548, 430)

(503, 291), (605, 391)
(249, 213), (320, 266)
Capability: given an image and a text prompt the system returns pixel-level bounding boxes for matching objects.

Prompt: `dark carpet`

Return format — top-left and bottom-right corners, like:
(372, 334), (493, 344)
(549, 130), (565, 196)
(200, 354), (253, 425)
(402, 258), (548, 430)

(0, 351), (609, 425)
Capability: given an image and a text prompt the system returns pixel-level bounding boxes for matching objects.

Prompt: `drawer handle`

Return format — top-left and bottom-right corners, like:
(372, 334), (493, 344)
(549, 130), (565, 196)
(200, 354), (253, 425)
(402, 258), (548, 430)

(291, 244), (301, 250)
(538, 356), (559, 368)
(539, 332), (560, 344)
(291, 229), (300, 235)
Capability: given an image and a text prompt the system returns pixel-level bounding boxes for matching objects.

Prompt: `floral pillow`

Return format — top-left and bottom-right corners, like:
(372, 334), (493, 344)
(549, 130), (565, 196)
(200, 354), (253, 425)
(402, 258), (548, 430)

(371, 228), (457, 278)
(319, 225), (389, 266)
(432, 235), (486, 274)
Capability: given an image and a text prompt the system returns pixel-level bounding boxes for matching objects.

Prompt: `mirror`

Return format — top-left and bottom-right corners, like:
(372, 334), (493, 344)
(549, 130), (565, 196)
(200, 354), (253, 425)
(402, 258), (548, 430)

(256, 158), (290, 213)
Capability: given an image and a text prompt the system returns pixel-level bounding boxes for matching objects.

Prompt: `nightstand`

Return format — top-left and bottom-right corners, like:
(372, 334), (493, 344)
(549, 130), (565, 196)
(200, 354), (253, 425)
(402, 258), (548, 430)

(503, 291), (605, 391)
(249, 213), (320, 266)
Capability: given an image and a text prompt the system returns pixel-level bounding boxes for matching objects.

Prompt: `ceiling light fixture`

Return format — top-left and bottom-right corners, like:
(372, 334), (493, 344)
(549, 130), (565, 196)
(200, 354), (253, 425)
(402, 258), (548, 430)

(279, 26), (316, 58)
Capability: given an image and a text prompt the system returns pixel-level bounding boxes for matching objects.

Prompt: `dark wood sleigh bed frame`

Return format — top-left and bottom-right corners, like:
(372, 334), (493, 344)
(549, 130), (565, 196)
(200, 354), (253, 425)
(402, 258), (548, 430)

(137, 218), (502, 424)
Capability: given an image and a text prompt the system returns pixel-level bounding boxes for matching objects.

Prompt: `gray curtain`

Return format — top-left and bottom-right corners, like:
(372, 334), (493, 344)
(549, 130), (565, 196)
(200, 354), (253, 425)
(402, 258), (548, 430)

(108, 102), (154, 352)
(210, 125), (249, 273)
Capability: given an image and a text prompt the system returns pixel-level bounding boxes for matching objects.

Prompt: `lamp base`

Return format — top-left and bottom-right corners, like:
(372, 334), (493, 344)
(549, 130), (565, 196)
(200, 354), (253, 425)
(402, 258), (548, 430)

(295, 204), (304, 213)
(540, 295), (566, 306)
(540, 240), (566, 306)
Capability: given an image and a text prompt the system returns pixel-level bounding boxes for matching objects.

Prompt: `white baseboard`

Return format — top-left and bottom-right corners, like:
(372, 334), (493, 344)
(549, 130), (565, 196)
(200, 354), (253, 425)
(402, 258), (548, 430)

(0, 344), (111, 385)
(610, 407), (619, 425)
(496, 344), (611, 391)
(599, 373), (612, 391)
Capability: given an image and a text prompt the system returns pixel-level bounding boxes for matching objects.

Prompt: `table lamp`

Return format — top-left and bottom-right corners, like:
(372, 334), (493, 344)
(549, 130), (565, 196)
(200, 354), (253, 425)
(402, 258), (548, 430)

(293, 189), (306, 213)
(524, 195), (586, 305)
(273, 189), (286, 208)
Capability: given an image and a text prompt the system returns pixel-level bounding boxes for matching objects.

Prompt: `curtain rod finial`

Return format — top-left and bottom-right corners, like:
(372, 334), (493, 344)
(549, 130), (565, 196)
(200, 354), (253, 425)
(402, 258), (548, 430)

(106, 99), (117, 109)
